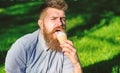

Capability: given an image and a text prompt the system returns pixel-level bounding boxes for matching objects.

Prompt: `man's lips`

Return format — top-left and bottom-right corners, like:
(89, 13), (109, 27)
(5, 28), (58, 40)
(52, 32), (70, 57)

(54, 26), (65, 31)
(55, 28), (65, 33)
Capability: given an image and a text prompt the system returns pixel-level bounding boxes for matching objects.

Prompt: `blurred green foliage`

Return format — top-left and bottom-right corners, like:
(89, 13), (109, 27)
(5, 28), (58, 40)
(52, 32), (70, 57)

(0, 0), (120, 73)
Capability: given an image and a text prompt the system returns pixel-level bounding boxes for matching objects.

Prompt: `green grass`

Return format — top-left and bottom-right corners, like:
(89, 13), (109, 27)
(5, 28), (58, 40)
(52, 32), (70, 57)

(0, 65), (5, 73)
(0, 1), (120, 73)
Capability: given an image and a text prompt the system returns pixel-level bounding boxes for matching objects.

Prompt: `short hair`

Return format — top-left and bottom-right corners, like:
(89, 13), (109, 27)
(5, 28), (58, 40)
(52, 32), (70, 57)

(39, 0), (68, 18)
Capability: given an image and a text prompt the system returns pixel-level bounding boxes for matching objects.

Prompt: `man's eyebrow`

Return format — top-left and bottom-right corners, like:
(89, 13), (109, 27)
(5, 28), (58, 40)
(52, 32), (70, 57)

(61, 17), (66, 18)
(49, 16), (66, 20)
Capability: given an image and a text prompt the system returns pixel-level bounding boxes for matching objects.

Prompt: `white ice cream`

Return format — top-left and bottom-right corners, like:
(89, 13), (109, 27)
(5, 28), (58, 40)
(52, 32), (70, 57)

(57, 31), (67, 44)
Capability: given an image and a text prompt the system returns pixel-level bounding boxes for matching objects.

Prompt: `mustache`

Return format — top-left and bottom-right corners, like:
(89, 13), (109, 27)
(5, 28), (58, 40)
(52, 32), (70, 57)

(52, 26), (65, 33)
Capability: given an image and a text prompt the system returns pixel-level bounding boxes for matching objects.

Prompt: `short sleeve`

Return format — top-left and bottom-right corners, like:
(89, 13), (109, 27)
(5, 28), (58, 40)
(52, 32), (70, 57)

(5, 40), (27, 73)
(62, 56), (74, 73)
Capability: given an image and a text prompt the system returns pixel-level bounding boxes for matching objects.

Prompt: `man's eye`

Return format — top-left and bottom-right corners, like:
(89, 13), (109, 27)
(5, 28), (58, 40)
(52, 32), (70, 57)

(62, 18), (66, 21)
(63, 18), (66, 21)
(61, 17), (66, 20)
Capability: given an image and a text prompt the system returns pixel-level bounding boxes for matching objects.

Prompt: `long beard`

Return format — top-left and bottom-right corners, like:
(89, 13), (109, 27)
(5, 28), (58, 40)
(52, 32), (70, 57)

(42, 25), (64, 52)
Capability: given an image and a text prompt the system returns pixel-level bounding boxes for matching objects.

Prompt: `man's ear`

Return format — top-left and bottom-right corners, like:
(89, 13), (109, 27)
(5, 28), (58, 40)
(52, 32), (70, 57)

(38, 19), (43, 29)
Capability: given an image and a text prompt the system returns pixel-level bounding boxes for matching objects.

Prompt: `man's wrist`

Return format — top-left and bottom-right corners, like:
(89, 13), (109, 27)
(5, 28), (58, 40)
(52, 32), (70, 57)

(73, 62), (82, 73)
(73, 62), (81, 69)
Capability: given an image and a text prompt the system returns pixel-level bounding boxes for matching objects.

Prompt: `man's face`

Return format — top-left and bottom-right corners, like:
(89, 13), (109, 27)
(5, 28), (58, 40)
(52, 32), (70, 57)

(43, 7), (66, 39)
(38, 7), (66, 52)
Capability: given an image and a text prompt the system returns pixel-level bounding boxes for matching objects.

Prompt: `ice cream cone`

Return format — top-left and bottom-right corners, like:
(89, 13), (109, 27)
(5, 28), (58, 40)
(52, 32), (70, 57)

(57, 31), (67, 44)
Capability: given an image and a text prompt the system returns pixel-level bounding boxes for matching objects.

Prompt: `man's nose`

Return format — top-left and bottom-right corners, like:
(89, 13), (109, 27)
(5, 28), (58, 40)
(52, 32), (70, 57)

(56, 18), (63, 26)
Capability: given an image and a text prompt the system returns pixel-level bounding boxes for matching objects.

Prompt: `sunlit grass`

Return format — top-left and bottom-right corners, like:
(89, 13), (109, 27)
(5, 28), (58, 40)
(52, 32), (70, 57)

(0, 65), (5, 73)
(66, 15), (85, 31)
(74, 36), (120, 67)
(71, 17), (120, 67)
(0, 8), (5, 13)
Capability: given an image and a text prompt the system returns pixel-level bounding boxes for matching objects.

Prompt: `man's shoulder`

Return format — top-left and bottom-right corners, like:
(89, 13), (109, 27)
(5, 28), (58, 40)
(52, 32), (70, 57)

(17, 30), (39, 45)
(11, 29), (39, 51)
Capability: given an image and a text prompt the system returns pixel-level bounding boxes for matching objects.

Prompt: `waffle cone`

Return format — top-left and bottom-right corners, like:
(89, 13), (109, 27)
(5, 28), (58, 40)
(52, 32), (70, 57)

(57, 31), (67, 44)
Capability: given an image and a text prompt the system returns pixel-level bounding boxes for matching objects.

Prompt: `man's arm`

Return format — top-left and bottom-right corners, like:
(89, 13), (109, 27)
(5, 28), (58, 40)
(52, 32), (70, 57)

(60, 40), (83, 73)
(5, 40), (27, 73)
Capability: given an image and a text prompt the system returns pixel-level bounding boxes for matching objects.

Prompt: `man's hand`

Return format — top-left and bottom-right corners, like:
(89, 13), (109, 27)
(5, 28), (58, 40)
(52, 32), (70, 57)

(60, 40), (82, 73)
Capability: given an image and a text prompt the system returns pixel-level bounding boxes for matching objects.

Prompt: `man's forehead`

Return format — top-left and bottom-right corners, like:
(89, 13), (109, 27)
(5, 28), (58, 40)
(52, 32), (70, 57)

(46, 7), (65, 17)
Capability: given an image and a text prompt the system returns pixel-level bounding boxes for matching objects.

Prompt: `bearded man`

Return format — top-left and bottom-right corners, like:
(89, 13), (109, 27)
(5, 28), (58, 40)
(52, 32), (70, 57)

(5, 0), (82, 73)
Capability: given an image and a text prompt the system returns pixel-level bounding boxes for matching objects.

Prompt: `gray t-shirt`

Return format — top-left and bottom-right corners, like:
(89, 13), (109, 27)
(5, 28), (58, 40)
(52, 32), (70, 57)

(5, 29), (73, 73)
